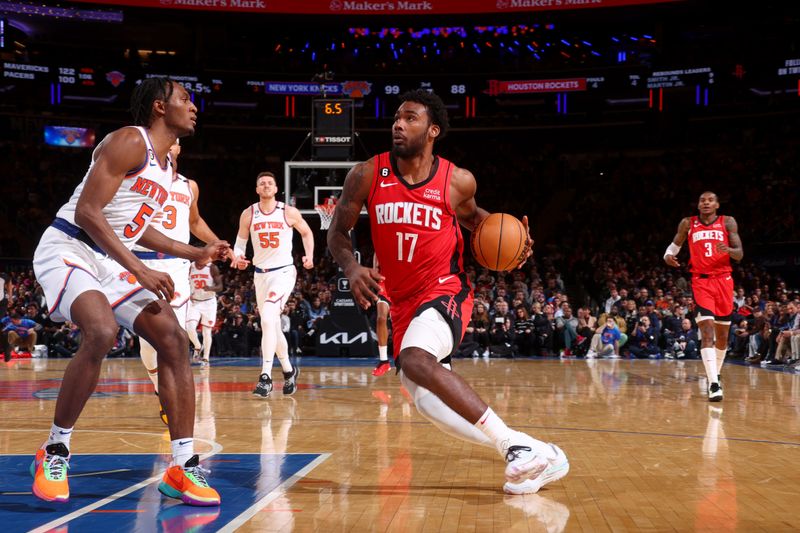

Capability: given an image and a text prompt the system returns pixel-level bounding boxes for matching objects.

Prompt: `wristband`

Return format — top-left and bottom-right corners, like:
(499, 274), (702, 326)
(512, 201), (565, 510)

(664, 242), (681, 260)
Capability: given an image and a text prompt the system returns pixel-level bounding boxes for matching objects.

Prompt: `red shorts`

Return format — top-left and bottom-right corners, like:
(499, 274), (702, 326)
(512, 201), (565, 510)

(692, 274), (734, 321)
(390, 280), (473, 360)
(377, 280), (391, 306)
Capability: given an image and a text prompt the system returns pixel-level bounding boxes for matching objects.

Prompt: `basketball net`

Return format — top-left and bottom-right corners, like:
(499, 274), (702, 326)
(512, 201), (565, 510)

(314, 197), (337, 230)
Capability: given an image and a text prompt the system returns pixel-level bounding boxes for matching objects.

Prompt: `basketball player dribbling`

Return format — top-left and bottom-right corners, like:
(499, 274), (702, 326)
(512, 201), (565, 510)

(231, 171), (314, 398)
(373, 254), (392, 377)
(31, 78), (226, 505)
(328, 90), (569, 494)
(664, 191), (743, 402)
(133, 139), (230, 424)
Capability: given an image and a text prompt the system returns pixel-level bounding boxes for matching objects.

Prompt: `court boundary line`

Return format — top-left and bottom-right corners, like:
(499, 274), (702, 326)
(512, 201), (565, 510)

(216, 452), (332, 533)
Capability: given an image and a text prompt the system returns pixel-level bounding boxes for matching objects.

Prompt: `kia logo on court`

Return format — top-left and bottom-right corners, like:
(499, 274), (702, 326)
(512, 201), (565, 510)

(337, 278), (350, 292)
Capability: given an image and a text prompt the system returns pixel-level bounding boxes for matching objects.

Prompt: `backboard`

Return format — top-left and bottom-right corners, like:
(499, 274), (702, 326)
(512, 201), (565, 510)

(283, 161), (366, 216)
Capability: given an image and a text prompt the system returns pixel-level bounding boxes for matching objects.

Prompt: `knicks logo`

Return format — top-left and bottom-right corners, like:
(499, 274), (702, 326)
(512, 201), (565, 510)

(119, 271), (138, 284)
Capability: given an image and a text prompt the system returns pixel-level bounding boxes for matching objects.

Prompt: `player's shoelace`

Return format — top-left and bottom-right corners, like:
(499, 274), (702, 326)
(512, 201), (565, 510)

(184, 464), (212, 488)
(505, 445), (533, 463)
(44, 453), (70, 480)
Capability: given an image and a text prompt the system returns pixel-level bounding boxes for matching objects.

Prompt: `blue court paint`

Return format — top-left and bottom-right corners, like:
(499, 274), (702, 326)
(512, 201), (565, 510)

(0, 453), (324, 532)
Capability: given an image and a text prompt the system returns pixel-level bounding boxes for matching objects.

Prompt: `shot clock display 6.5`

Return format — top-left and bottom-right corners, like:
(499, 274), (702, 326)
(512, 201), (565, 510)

(312, 99), (354, 146)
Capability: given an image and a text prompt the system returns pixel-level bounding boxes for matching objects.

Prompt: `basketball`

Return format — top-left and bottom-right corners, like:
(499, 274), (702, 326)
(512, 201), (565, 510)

(470, 213), (528, 271)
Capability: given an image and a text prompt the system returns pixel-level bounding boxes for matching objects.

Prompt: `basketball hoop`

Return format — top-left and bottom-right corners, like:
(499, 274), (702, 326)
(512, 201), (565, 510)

(314, 198), (337, 230)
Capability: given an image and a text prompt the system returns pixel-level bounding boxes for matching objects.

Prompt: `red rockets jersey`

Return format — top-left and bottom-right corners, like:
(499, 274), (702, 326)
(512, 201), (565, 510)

(687, 215), (732, 276)
(368, 152), (469, 304)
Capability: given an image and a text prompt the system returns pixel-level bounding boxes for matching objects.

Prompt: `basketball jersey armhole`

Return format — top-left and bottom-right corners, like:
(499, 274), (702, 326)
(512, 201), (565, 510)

(442, 160), (456, 217)
(366, 154), (383, 209)
(280, 202), (292, 227)
(124, 126), (150, 176)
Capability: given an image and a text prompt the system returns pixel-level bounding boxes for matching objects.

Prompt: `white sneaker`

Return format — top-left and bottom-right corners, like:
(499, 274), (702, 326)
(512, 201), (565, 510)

(708, 382), (723, 402)
(607, 353), (620, 359)
(504, 436), (551, 484)
(585, 350), (597, 359)
(503, 444), (569, 494)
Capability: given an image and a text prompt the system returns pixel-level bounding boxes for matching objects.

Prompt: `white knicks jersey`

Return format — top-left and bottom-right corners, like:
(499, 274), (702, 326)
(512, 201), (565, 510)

(190, 263), (216, 301)
(132, 174), (193, 251)
(249, 202), (294, 269)
(56, 126), (172, 249)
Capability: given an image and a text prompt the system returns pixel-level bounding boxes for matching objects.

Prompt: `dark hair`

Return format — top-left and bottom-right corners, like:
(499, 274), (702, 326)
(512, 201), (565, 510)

(130, 77), (175, 127)
(256, 171), (276, 184)
(399, 89), (449, 140)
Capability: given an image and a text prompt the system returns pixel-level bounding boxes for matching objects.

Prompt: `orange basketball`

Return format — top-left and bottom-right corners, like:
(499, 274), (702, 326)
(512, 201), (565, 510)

(470, 213), (528, 271)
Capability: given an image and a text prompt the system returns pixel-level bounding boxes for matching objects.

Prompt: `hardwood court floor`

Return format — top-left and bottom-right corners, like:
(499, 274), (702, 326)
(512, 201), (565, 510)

(3, 356), (800, 532)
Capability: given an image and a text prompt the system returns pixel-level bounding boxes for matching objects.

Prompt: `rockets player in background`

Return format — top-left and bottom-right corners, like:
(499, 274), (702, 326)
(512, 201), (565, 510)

(665, 191), (743, 402)
(232, 172), (313, 398)
(134, 139), (230, 423)
(327, 90), (568, 495)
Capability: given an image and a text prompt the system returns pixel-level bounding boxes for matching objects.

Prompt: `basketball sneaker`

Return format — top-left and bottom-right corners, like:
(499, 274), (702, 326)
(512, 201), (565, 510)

(31, 442), (70, 502)
(283, 366), (299, 395)
(372, 360), (391, 377)
(158, 455), (220, 506)
(253, 373), (273, 398)
(503, 444), (569, 494)
(708, 382), (723, 402)
(504, 434), (552, 484)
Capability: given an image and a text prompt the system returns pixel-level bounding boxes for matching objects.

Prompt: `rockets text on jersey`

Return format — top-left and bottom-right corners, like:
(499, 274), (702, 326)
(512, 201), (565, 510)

(368, 152), (468, 304)
(55, 126), (173, 249)
(687, 215), (732, 276)
(249, 202), (294, 269)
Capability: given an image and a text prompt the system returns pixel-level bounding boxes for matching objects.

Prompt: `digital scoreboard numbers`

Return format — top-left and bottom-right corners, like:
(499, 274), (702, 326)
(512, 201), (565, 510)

(312, 99), (354, 146)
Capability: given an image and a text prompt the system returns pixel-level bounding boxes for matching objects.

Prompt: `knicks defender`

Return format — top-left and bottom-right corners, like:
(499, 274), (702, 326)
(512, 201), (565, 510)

(231, 171), (314, 398)
(31, 78), (226, 506)
(133, 140), (227, 424)
(186, 261), (223, 364)
(665, 191), (743, 401)
(328, 89), (568, 495)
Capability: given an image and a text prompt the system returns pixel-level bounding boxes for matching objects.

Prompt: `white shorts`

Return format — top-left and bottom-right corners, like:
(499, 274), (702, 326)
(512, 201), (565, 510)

(33, 226), (159, 330)
(140, 256), (190, 326)
(254, 265), (297, 317)
(188, 298), (217, 328)
(400, 308), (453, 363)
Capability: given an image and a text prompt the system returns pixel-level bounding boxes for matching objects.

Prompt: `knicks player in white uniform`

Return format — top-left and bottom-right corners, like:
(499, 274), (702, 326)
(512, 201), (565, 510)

(133, 139), (228, 424)
(30, 79), (226, 506)
(187, 261), (223, 364)
(231, 171), (313, 398)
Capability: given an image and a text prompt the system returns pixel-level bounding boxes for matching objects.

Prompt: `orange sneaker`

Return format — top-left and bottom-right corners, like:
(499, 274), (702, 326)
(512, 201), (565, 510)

(30, 443), (70, 502)
(372, 360), (391, 377)
(158, 455), (221, 506)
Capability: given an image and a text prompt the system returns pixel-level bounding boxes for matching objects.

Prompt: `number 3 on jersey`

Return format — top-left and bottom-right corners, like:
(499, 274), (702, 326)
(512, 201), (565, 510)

(124, 204), (155, 239)
(704, 242), (713, 257)
(258, 231), (280, 249)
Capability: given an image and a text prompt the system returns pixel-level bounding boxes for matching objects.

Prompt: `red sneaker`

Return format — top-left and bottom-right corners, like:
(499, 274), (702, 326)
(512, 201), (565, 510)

(372, 361), (391, 377)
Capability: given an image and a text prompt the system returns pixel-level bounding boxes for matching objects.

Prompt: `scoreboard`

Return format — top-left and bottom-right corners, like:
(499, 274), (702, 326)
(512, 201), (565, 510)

(312, 99), (353, 146)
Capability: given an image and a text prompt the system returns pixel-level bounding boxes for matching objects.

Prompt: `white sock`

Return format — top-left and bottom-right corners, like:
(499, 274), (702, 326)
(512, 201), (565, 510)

(139, 339), (159, 392)
(715, 347), (726, 375)
(186, 323), (202, 351)
(47, 423), (73, 450)
(399, 372), (493, 449)
(202, 327), (213, 359)
(378, 346), (388, 361)
(171, 438), (194, 467)
(260, 307), (280, 374)
(275, 322), (293, 373)
(701, 347), (718, 384)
